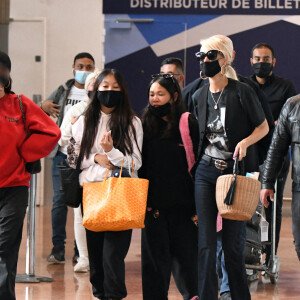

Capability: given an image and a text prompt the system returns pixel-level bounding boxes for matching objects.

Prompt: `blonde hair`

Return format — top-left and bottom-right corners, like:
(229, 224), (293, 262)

(200, 35), (238, 81)
(84, 68), (102, 92)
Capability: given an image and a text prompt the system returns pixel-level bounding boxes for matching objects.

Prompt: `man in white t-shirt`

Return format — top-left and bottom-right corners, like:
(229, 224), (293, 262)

(41, 52), (95, 264)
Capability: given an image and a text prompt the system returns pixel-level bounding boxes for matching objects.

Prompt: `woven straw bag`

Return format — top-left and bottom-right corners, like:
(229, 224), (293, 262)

(216, 157), (261, 221)
(82, 161), (149, 232)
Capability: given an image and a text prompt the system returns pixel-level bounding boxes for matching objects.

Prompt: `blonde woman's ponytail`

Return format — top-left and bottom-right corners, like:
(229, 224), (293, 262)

(224, 64), (238, 81)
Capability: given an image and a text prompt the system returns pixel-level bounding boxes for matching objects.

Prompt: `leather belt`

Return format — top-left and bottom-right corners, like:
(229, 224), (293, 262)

(201, 154), (234, 171)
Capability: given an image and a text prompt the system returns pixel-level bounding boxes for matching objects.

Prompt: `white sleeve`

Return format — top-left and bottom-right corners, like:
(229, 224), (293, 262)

(105, 117), (143, 172)
(71, 115), (96, 169)
(59, 107), (74, 146)
(60, 102), (88, 146)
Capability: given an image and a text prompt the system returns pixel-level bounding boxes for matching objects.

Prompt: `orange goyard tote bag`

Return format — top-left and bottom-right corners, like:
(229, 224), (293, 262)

(82, 161), (149, 232)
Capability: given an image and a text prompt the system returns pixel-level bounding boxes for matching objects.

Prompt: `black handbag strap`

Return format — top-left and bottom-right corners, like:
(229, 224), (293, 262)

(224, 155), (245, 205)
(18, 95), (30, 138)
(233, 156), (239, 175)
(232, 156), (245, 176)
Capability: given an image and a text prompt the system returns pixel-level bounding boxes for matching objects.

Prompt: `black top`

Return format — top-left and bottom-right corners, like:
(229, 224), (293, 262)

(249, 73), (296, 121)
(139, 116), (197, 211)
(193, 78), (266, 172)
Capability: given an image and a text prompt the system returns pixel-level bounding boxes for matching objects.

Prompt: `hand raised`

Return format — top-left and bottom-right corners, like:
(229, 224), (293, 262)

(100, 131), (113, 152)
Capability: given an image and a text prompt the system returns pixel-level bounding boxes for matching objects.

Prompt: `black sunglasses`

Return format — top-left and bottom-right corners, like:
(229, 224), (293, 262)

(195, 50), (224, 62)
(151, 73), (176, 83)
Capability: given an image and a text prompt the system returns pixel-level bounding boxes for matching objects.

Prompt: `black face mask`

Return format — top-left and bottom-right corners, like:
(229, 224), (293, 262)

(96, 91), (123, 108)
(200, 60), (221, 78)
(88, 91), (93, 99)
(149, 102), (171, 118)
(252, 62), (273, 78)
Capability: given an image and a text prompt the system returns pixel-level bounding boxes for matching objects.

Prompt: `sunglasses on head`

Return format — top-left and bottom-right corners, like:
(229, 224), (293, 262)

(151, 73), (176, 83)
(195, 50), (224, 62)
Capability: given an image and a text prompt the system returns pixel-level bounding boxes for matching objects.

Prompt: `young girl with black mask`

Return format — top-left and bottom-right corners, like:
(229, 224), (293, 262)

(71, 69), (143, 300)
(139, 74), (199, 300)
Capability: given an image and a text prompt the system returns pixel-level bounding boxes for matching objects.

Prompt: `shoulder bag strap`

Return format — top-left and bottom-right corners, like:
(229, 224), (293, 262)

(18, 95), (30, 138)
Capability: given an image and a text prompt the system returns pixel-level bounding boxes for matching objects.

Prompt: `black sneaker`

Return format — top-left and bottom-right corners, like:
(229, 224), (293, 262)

(47, 245), (65, 263)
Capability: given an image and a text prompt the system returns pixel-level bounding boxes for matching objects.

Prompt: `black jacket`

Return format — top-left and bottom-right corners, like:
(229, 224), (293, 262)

(261, 95), (300, 191)
(182, 78), (206, 114)
(238, 76), (275, 164)
(139, 114), (198, 210)
(193, 78), (266, 172)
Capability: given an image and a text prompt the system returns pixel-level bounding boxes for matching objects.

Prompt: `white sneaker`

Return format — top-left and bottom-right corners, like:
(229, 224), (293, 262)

(74, 256), (89, 273)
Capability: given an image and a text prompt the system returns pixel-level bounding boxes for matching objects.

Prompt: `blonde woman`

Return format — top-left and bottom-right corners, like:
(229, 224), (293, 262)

(192, 35), (269, 300)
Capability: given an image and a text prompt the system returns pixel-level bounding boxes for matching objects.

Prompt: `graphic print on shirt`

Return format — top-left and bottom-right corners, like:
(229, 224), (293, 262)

(5, 116), (19, 123)
(206, 111), (229, 153)
(204, 92), (232, 160)
(63, 85), (89, 117)
(60, 85), (89, 155)
(65, 99), (82, 106)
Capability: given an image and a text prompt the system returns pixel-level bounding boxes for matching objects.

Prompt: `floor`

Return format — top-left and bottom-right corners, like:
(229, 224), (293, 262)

(15, 201), (300, 300)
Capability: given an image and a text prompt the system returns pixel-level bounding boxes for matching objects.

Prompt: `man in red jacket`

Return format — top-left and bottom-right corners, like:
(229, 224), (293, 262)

(0, 51), (61, 300)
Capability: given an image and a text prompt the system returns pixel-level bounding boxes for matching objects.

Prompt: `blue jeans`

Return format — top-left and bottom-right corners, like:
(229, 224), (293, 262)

(216, 232), (230, 294)
(195, 159), (251, 300)
(51, 151), (68, 246)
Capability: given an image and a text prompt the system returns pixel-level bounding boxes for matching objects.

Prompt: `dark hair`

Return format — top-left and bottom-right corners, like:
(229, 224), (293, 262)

(0, 51), (13, 93)
(73, 52), (95, 65)
(79, 69), (139, 160)
(161, 57), (184, 74)
(0, 75), (12, 94)
(142, 75), (186, 140)
(251, 43), (275, 58)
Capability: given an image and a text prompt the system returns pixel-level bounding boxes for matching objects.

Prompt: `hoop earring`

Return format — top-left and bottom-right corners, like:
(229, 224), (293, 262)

(221, 65), (226, 75)
(200, 71), (208, 80)
(5, 79), (10, 89)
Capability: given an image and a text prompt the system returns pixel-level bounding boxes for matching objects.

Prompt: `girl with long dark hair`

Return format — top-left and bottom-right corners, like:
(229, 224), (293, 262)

(71, 69), (143, 300)
(139, 74), (199, 300)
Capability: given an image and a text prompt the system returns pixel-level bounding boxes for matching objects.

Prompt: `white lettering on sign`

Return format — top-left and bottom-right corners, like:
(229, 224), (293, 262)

(254, 0), (300, 9)
(130, 0), (229, 9)
(232, 0), (250, 8)
(130, 0), (299, 9)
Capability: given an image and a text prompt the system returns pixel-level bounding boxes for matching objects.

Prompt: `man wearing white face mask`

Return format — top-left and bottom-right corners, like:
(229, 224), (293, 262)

(41, 52), (95, 264)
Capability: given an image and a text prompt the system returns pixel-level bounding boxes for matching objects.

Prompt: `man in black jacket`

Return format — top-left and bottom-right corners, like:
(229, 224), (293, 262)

(249, 42), (297, 266)
(261, 95), (300, 261)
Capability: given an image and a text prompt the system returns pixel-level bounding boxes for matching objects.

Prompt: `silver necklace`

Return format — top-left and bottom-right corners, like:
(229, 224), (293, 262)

(210, 89), (224, 110)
